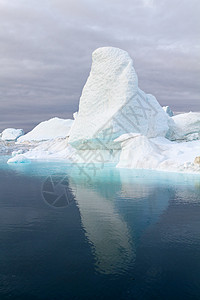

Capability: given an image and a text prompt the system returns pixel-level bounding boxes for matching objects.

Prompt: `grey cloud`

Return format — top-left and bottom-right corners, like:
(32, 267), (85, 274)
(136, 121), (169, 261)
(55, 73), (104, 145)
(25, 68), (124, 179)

(0, 0), (199, 132)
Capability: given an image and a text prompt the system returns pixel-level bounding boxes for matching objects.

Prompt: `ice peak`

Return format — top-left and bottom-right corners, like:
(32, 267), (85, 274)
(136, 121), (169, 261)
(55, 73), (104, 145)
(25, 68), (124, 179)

(68, 47), (169, 149)
(92, 46), (132, 63)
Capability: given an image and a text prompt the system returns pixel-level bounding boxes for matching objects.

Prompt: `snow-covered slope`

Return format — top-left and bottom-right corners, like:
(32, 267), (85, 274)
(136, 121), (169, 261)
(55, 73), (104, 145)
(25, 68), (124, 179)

(1, 128), (24, 141)
(168, 112), (200, 141)
(69, 47), (169, 149)
(17, 117), (74, 143)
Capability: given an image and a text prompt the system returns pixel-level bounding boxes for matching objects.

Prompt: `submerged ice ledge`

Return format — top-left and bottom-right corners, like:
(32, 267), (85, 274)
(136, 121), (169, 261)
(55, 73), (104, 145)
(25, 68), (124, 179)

(1, 46), (200, 174)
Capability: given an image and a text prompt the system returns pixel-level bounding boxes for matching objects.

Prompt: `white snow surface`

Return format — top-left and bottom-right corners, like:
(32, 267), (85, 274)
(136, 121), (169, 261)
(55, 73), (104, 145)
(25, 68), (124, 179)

(1, 128), (24, 141)
(17, 117), (74, 142)
(69, 47), (170, 149)
(167, 112), (200, 141)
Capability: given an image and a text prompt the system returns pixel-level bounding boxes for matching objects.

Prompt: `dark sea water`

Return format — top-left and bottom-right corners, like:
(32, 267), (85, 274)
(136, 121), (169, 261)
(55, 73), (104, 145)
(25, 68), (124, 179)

(0, 155), (200, 300)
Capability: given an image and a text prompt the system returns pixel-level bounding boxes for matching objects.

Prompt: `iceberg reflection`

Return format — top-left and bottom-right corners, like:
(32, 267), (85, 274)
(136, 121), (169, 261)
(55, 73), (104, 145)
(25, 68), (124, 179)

(68, 167), (172, 275)
(75, 186), (134, 275)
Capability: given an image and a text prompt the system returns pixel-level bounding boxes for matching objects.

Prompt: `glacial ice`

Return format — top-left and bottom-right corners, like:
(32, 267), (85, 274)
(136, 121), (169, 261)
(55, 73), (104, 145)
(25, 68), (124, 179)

(167, 112), (200, 141)
(17, 117), (74, 143)
(1, 128), (24, 141)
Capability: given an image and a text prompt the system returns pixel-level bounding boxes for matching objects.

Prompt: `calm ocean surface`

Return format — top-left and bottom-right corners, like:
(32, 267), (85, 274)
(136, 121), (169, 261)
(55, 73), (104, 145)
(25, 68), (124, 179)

(0, 155), (200, 300)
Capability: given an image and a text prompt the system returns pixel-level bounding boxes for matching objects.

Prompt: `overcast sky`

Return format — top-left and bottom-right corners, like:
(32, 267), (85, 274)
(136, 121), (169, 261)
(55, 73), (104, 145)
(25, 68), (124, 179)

(0, 0), (199, 132)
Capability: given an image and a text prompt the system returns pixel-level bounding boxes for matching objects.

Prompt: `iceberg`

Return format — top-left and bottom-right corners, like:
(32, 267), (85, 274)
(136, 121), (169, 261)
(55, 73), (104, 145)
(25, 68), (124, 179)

(4, 47), (200, 174)
(17, 117), (74, 143)
(168, 112), (200, 141)
(1, 128), (24, 141)
(68, 47), (170, 149)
